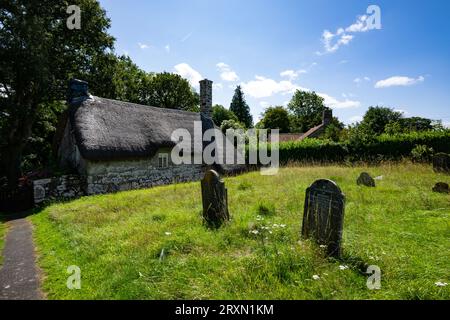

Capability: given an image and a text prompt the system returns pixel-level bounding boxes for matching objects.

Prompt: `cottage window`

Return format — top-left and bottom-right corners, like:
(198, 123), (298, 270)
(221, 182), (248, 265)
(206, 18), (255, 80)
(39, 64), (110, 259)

(158, 153), (169, 168)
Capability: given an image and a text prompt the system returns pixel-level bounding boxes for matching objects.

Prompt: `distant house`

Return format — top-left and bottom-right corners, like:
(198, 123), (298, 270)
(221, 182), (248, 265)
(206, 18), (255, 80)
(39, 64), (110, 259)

(33, 79), (241, 203)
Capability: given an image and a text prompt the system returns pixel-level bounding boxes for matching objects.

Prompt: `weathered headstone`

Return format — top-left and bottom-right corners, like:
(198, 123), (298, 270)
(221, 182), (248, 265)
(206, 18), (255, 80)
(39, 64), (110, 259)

(432, 182), (449, 194)
(201, 169), (229, 228)
(433, 153), (450, 174)
(302, 179), (345, 258)
(357, 172), (376, 187)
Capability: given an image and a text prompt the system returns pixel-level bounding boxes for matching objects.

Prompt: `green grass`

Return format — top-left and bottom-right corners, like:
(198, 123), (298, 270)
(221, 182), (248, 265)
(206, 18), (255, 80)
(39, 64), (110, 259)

(0, 217), (7, 265)
(30, 163), (450, 300)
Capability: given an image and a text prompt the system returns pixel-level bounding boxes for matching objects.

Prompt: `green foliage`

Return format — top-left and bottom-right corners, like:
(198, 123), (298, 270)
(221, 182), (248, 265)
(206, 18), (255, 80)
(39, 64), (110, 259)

(85, 54), (152, 104)
(0, 0), (114, 186)
(288, 90), (325, 132)
(359, 107), (403, 135)
(145, 72), (199, 111)
(212, 105), (238, 127)
(270, 130), (450, 164)
(230, 86), (253, 128)
(322, 118), (345, 142)
(411, 145), (435, 163)
(255, 201), (276, 216)
(259, 106), (290, 133)
(385, 117), (434, 135)
(220, 119), (245, 133)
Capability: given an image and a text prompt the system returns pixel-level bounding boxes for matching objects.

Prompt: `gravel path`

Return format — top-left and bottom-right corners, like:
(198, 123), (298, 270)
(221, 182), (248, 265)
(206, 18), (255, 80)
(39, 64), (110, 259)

(0, 216), (43, 300)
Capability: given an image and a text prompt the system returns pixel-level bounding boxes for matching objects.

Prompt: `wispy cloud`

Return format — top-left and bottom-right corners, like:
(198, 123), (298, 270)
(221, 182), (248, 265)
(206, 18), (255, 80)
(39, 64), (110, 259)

(216, 63), (239, 82)
(280, 69), (307, 81)
(181, 32), (193, 42)
(318, 9), (380, 54)
(165, 44), (170, 53)
(375, 76), (424, 88)
(354, 76), (371, 84)
(174, 63), (203, 88)
(138, 42), (150, 49)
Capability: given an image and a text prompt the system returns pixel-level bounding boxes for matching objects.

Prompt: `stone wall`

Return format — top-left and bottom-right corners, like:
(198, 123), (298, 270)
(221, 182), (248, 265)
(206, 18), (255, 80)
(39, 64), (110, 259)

(33, 175), (85, 204)
(86, 164), (204, 195)
(32, 164), (205, 204)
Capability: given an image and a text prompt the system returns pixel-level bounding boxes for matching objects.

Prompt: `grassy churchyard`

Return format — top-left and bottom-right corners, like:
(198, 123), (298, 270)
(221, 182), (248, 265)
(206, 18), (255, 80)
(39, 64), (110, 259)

(28, 163), (449, 300)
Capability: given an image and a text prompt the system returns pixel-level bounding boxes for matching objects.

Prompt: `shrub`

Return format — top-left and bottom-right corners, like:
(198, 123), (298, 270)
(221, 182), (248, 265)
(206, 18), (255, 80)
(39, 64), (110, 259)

(411, 145), (434, 163)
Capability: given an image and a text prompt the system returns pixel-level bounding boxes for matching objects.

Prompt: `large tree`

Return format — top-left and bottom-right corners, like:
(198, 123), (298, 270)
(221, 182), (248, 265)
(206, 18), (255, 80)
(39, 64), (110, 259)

(259, 106), (290, 133)
(144, 72), (199, 111)
(84, 54), (153, 104)
(288, 90), (326, 132)
(230, 85), (253, 128)
(212, 104), (238, 127)
(360, 106), (403, 135)
(0, 0), (114, 187)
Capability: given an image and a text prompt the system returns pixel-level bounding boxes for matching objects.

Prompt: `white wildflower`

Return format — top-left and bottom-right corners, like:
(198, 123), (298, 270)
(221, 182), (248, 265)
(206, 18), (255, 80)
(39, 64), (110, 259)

(250, 230), (259, 235)
(435, 282), (448, 287)
(339, 265), (349, 270)
(164, 232), (172, 236)
(312, 275), (320, 280)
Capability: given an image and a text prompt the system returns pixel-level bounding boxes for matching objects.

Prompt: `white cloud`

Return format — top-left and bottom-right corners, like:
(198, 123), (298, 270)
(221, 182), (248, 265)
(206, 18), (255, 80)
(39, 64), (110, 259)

(174, 63), (203, 88)
(216, 63), (239, 82)
(318, 93), (361, 109)
(349, 115), (363, 123)
(165, 45), (170, 53)
(346, 15), (370, 33)
(375, 76), (425, 88)
(213, 83), (223, 90)
(318, 10), (380, 54)
(280, 69), (307, 81)
(354, 77), (371, 84)
(138, 42), (150, 49)
(241, 76), (305, 99)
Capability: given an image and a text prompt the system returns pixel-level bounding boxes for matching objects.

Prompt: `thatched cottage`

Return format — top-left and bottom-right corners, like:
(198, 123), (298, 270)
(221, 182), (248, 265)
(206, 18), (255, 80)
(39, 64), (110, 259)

(33, 78), (238, 203)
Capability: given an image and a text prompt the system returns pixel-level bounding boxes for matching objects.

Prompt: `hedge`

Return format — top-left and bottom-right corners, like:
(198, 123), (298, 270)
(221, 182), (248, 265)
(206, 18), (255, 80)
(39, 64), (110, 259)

(248, 130), (450, 164)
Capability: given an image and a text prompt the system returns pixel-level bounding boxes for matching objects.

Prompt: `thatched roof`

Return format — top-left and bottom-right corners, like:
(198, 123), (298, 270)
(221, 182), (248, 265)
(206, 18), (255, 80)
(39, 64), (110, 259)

(68, 96), (203, 161)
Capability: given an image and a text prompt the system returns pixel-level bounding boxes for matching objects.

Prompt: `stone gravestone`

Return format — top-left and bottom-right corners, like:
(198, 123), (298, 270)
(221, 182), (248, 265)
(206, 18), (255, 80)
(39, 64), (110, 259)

(302, 179), (345, 258)
(201, 169), (229, 228)
(432, 182), (449, 194)
(433, 153), (450, 174)
(357, 172), (376, 187)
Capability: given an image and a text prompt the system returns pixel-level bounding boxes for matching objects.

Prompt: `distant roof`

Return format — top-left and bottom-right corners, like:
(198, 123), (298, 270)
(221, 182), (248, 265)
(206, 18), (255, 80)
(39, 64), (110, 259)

(69, 96), (203, 161)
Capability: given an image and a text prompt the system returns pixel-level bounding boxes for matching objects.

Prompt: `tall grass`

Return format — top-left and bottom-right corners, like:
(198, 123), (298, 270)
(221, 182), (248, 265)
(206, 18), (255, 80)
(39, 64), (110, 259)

(30, 163), (449, 300)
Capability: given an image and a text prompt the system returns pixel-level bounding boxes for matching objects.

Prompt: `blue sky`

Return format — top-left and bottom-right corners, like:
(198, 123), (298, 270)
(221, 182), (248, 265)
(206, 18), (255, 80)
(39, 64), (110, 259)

(99, 0), (450, 126)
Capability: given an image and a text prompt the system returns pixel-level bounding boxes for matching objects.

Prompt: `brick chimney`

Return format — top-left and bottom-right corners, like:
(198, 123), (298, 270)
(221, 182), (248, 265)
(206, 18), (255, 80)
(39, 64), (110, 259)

(67, 79), (89, 104)
(323, 108), (333, 126)
(200, 79), (213, 118)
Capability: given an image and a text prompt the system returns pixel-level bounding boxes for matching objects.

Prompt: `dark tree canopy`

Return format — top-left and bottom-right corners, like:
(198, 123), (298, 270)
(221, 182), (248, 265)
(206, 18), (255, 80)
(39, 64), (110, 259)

(0, 0), (114, 187)
(84, 54), (153, 104)
(144, 72), (199, 111)
(212, 104), (238, 127)
(360, 106), (403, 135)
(259, 106), (290, 133)
(230, 86), (253, 128)
(288, 90), (326, 132)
